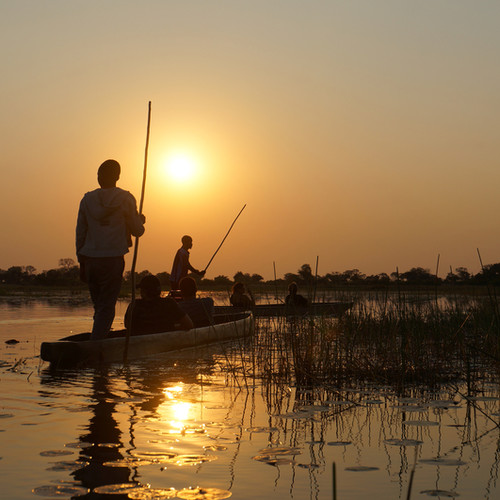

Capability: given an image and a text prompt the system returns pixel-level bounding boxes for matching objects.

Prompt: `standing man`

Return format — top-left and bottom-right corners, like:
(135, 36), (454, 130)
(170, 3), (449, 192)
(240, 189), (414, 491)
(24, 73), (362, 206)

(170, 235), (205, 290)
(76, 159), (145, 339)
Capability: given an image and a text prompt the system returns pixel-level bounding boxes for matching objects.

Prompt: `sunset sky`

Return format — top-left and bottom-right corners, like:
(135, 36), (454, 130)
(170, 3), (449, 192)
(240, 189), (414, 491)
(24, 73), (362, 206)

(1, 1), (499, 280)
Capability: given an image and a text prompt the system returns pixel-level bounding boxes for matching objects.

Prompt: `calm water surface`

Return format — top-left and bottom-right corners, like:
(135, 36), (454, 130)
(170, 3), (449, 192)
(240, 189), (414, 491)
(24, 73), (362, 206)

(1, 299), (499, 499)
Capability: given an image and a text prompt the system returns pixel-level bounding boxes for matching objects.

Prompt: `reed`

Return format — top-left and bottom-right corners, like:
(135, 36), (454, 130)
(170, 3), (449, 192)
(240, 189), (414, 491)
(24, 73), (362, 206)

(219, 291), (499, 396)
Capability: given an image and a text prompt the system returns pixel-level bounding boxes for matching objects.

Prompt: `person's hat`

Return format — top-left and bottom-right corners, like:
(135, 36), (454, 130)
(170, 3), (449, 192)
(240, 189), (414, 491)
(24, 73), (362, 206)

(137, 275), (161, 291)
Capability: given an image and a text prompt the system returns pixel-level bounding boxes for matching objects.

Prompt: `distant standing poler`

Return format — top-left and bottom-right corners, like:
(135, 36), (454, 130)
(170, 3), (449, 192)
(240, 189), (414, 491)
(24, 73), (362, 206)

(170, 235), (205, 290)
(76, 159), (146, 340)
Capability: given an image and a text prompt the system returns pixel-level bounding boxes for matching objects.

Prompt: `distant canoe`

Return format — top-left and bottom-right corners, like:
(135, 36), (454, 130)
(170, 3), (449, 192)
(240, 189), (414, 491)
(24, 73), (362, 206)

(214, 301), (353, 318)
(40, 312), (254, 366)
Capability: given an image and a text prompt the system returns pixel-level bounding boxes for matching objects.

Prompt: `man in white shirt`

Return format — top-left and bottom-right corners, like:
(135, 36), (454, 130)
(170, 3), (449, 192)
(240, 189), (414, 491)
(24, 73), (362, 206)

(76, 159), (145, 339)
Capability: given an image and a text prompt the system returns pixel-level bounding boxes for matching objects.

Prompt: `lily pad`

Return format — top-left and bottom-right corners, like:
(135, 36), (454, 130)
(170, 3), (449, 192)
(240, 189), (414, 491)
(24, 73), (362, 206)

(257, 446), (301, 456)
(40, 450), (74, 457)
(32, 485), (89, 497)
(327, 441), (352, 446)
(46, 460), (89, 471)
(420, 489), (459, 497)
(93, 483), (139, 495)
(402, 420), (439, 427)
(345, 465), (379, 471)
(252, 455), (293, 466)
(419, 458), (467, 466)
(176, 487), (232, 499)
(127, 487), (178, 499)
(384, 439), (423, 446)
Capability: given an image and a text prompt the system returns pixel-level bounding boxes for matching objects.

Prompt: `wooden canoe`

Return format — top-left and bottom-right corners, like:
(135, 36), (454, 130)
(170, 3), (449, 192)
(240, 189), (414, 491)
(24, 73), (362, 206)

(40, 312), (253, 366)
(214, 301), (353, 317)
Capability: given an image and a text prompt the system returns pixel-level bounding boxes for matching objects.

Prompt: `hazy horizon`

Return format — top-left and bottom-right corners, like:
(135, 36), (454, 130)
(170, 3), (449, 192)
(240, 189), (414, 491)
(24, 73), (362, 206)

(2, 1), (499, 280)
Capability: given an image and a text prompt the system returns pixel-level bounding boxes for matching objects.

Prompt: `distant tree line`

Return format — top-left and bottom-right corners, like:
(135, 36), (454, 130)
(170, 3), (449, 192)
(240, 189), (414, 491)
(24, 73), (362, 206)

(2, 259), (500, 289)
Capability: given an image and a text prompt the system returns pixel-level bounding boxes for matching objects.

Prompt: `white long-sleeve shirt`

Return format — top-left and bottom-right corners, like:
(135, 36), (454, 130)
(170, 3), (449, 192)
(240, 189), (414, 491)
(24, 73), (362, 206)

(76, 187), (145, 258)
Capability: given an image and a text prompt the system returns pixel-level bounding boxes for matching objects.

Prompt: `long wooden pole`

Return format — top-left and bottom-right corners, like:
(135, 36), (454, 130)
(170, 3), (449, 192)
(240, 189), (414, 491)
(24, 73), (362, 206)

(203, 204), (246, 273)
(123, 101), (152, 363)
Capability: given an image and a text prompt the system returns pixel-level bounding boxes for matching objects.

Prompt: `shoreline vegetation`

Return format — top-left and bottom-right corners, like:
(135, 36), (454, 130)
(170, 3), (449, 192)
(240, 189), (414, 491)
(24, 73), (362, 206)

(2, 258), (500, 294)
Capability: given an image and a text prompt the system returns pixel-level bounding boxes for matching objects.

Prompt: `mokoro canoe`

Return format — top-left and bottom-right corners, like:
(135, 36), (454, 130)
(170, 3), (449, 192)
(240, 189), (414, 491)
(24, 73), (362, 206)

(40, 312), (253, 366)
(214, 301), (353, 317)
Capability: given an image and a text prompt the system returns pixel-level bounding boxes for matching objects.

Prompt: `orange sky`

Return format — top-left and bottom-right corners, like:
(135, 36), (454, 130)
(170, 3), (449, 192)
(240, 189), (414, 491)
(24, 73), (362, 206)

(1, 1), (499, 279)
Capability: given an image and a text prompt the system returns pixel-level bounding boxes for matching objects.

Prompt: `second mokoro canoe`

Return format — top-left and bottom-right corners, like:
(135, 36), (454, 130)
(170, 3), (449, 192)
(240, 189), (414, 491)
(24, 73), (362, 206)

(214, 301), (353, 317)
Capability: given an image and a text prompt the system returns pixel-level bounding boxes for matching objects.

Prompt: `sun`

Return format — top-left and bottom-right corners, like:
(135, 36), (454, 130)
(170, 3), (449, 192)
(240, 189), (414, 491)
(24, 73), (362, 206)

(164, 152), (197, 183)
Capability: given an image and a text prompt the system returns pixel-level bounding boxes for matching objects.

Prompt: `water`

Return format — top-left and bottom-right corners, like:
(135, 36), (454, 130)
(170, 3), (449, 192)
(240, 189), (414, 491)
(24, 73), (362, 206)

(1, 298), (499, 499)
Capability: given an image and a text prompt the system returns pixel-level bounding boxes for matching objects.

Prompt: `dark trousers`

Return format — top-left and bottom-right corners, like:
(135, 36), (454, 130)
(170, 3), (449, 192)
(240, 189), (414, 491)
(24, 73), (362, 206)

(84, 256), (125, 340)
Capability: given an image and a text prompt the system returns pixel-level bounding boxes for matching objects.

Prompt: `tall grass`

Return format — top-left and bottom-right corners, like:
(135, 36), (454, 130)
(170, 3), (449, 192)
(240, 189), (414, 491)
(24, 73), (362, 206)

(221, 292), (500, 395)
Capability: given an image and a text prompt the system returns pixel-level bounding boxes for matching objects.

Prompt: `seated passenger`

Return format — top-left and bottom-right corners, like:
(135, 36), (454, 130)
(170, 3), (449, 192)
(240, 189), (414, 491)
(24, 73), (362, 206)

(178, 276), (214, 327)
(124, 274), (193, 335)
(230, 282), (255, 308)
(285, 282), (308, 308)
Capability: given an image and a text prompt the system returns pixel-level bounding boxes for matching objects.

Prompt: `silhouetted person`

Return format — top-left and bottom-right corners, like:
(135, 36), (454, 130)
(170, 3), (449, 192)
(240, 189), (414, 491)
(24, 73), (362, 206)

(285, 282), (308, 307)
(125, 274), (193, 334)
(170, 235), (205, 290)
(178, 276), (214, 327)
(76, 159), (145, 340)
(230, 282), (255, 308)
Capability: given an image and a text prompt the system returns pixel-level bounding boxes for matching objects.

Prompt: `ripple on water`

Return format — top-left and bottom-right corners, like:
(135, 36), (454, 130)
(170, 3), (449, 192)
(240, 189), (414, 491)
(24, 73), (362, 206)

(170, 454), (218, 466)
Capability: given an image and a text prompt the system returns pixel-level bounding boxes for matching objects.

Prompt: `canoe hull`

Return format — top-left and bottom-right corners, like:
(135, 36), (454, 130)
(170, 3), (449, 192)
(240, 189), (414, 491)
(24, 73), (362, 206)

(41, 312), (253, 366)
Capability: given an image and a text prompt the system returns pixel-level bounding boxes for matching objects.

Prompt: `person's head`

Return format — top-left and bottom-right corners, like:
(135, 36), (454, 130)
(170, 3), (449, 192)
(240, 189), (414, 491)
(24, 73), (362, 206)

(232, 282), (245, 295)
(288, 282), (298, 295)
(179, 276), (197, 300)
(137, 274), (161, 299)
(181, 235), (193, 250)
(98, 159), (121, 188)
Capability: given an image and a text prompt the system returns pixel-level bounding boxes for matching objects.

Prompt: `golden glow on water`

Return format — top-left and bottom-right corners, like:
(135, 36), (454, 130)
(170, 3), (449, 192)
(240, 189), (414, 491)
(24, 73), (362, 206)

(161, 384), (194, 433)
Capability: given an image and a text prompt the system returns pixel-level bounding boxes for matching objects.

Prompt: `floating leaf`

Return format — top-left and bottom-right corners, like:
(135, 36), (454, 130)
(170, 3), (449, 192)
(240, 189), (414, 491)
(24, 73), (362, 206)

(252, 455), (293, 466)
(327, 441), (352, 446)
(93, 483), (139, 495)
(176, 486), (232, 499)
(345, 465), (379, 471)
(46, 460), (89, 471)
(384, 439), (423, 446)
(419, 458), (467, 466)
(298, 463), (320, 469)
(420, 489), (459, 497)
(127, 487), (178, 499)
(0, 413), (14, 419)
(32, 485), (89, 497)
(258, 446), (301, 456)
(403, 420), (439, 427)
(40, 450), (74, 457)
